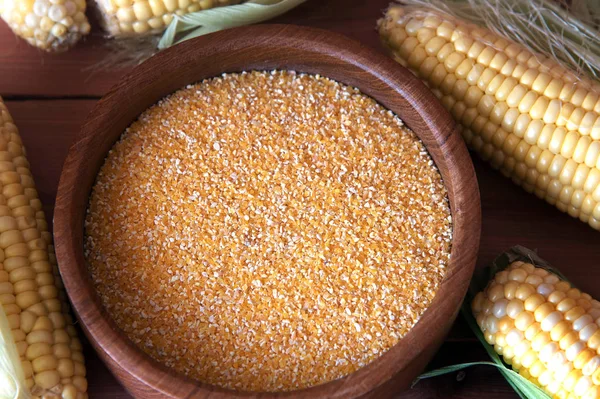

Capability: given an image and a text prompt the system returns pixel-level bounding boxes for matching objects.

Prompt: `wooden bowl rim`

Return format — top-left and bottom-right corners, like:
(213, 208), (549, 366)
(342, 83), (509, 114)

(54, 24), (481, 399)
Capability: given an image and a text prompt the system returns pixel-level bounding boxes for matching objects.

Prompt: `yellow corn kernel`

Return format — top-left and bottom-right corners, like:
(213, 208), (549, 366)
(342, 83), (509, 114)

(379, 7), (600, 231)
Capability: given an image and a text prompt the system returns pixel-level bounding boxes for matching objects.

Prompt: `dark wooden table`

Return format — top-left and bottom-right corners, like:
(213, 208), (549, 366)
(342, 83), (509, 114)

(1, 0), (598, 397)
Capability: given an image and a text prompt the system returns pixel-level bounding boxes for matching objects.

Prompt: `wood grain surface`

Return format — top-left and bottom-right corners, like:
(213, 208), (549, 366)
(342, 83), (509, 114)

(2, 0), (599, 398)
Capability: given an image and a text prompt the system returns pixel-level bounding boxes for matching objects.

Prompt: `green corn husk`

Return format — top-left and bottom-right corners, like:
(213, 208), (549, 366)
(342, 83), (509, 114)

(414, 246), (575, 399)
(158, 0), (307, 49)
(91, 0), (306, 69)
(395, 0), (600, 81)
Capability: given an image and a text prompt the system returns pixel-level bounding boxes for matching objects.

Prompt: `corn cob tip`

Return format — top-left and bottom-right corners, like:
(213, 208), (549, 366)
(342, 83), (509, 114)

(0, 0), (90, 52)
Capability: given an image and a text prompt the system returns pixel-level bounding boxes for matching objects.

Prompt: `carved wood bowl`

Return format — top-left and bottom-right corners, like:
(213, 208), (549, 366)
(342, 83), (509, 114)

(54, 24), (481, 399)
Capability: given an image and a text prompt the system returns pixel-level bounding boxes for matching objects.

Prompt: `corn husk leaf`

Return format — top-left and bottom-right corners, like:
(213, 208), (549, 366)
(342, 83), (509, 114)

(0, 304), (28, 399)
(89, 0), (305, 69)
(396, 0), (600, 81)
(414, 246), (571, 399)
(158, 0), (307, 49)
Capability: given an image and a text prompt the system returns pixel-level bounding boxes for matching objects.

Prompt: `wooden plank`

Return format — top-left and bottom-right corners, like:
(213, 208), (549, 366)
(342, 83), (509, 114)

(272, 0), (388, 51)
(405, 342), (520, 399)
(0, 0), (390, 97)
(0, 24), (128, 98)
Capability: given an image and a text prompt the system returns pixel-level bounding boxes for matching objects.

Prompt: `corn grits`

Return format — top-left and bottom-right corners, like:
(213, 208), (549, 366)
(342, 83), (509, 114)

(84, 70), (453, 392)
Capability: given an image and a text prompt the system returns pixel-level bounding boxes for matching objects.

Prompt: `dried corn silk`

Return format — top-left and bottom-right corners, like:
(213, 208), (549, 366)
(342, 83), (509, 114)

(85, 70), (453, 392)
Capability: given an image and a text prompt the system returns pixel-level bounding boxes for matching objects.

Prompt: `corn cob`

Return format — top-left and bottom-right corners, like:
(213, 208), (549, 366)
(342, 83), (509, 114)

(378, 6), (600, 231)
(473, 260), (600, 399)
(0, 0), (90, 52)
(95, 0), (242, 36)
(0, 97), (87, 398)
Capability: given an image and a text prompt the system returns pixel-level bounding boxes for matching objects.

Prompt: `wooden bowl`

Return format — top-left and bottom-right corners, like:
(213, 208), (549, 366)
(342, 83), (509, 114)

(54, 24), (481, 399)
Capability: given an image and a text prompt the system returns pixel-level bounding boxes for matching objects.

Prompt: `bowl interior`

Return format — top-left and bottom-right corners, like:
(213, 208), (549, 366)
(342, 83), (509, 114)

(54, 24), (481, 399)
